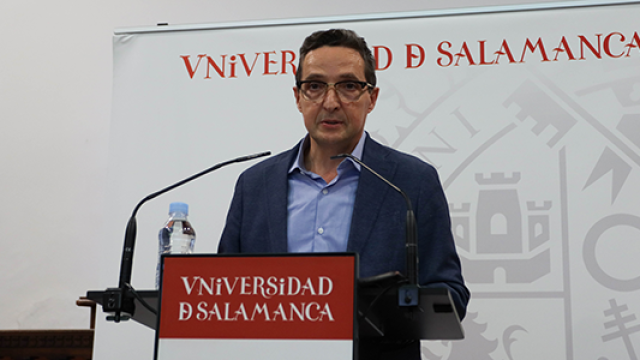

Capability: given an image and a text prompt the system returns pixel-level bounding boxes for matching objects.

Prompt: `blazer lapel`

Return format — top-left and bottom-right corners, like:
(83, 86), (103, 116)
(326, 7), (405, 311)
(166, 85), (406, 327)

(264, 145), (299, 253)
(347, 136), (397, 254)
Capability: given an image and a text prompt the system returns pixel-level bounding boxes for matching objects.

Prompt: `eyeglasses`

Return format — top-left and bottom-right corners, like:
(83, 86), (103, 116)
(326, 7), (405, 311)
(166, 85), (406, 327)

(297, 80), (374, 102)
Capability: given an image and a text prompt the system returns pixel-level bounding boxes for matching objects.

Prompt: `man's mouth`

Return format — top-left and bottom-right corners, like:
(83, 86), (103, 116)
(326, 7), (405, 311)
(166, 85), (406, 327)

(321, 119), (342, 125)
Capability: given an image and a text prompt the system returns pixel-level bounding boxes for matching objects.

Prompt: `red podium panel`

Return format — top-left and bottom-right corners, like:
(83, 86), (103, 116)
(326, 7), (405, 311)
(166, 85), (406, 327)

(155, 253), (357, 360)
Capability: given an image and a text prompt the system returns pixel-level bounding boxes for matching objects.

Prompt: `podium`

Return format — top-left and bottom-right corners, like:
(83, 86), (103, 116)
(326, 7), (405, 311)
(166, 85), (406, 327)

(87, 253), (463, 359)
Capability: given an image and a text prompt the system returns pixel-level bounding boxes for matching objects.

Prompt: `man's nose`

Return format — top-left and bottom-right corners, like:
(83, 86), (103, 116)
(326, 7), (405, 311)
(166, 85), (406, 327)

(323, 86), (341, 109)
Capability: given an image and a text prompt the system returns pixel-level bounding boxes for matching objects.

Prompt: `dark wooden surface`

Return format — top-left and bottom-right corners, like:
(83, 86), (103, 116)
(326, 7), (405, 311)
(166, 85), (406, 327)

(0, 329), (94, 360)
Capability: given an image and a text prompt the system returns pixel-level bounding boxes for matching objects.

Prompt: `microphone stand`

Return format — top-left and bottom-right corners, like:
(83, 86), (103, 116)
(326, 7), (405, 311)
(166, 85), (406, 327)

(103, 151), (270, 322)
(332, 154), (419, 307)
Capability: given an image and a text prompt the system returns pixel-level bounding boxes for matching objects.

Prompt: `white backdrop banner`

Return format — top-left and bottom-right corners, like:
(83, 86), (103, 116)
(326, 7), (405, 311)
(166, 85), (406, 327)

(96, 3), (640, 360)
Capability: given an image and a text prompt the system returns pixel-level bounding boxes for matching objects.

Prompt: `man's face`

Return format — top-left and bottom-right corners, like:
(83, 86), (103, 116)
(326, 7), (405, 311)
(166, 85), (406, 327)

(294, 46), (379, 153)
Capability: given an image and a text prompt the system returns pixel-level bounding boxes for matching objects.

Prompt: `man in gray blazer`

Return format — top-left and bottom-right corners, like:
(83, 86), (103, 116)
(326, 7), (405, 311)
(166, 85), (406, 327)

(219, 28), (469, 360)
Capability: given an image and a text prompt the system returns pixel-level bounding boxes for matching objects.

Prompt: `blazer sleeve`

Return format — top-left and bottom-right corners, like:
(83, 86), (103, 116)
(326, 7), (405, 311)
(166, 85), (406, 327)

(416, 165), (470, 320)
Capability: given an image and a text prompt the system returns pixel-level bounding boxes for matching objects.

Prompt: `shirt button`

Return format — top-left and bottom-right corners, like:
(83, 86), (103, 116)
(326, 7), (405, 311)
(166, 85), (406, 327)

(322, 189), (328, 195)
(318, 227), (324, 235)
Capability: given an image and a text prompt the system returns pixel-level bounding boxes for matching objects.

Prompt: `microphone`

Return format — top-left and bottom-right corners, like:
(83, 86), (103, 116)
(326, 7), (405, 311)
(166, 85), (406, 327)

(104, 151), (271, 322)
(331, 153), (419, 298)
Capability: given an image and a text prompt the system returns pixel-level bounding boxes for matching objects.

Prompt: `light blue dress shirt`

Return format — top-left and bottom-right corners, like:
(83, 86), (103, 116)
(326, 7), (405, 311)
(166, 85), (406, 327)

(286, 132), (365, 253)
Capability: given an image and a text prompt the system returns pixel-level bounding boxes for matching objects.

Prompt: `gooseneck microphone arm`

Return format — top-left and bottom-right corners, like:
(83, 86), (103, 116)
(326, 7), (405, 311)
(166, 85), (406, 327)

(107, 151), (271, 323)
(331, 153), (419, 287)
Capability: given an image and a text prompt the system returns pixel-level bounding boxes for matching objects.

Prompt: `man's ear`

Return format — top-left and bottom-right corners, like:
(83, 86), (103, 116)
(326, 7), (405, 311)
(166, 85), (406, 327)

(293, 86), (302, 113)
(367, 87), (380, 114)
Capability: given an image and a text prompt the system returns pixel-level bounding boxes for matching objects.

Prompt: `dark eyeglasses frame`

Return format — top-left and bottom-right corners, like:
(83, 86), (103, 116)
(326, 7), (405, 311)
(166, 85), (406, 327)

(296, 80), (374, 102)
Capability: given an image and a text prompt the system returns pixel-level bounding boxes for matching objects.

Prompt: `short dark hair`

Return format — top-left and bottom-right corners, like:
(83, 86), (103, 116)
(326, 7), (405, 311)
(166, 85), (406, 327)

(296, 29), (377, 87)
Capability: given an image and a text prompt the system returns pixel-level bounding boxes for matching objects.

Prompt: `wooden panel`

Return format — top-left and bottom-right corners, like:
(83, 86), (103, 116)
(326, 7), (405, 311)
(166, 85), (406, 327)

(0, 330), (94, 360)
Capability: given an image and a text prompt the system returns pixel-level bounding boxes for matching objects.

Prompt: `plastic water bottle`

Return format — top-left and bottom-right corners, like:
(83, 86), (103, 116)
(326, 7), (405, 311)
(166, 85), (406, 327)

(156, 202), (196, 288)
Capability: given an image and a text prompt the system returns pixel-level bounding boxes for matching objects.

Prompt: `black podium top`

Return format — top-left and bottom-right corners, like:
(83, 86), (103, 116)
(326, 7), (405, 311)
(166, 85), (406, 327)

(87, 285), (463, 340)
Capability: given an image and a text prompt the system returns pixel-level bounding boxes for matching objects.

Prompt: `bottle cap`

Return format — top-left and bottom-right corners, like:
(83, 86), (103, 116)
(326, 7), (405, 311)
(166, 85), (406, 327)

(169, 202), (189, 215)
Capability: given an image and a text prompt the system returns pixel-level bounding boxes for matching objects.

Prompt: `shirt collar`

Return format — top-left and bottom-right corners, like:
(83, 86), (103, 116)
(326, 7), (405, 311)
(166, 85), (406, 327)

(288, 131), (366, 174)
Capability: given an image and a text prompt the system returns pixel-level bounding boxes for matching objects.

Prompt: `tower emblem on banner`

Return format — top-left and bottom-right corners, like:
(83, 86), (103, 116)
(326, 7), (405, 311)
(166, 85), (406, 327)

(453, 171), (552, 286)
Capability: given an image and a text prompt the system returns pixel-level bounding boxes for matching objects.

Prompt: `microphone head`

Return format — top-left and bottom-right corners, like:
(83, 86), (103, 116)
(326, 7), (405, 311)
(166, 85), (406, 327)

(246, 151), (271, 160)
(330, 153), (350, 160)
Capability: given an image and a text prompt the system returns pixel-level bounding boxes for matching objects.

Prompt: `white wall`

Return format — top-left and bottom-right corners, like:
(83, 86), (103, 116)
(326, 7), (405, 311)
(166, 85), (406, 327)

(0, 0), (619, 331)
